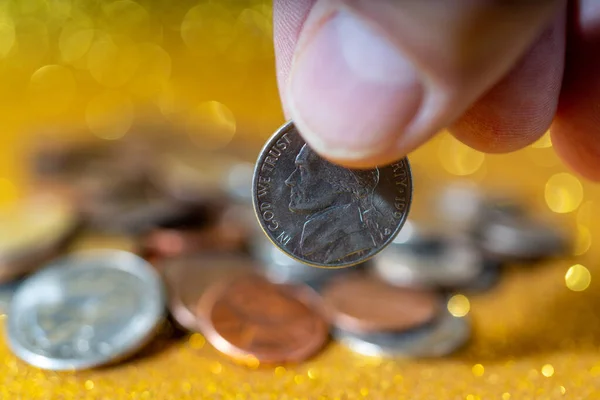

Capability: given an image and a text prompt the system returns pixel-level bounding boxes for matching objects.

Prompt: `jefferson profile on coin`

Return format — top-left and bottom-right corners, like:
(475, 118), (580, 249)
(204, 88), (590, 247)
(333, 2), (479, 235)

(285, 145), (385, 264)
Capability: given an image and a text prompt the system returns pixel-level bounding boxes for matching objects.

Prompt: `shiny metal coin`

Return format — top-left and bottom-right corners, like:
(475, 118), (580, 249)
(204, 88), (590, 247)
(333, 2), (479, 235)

(334, 310), (470, 358)
(0, 279), (23, 315)
(321, 272), (443, 334)
(373, 220), (484, 289)
(160, 254), (259, 331)
(198, 274), (329, 364)
(251, 234), (347, 288)
(226, 161), (254, 204)
(253, 121), (412, 268)
(7, 249), (166, 371)
(436, 182), (525, 231)
(0, 193), (80, 283)
(476, 214), (569, 260)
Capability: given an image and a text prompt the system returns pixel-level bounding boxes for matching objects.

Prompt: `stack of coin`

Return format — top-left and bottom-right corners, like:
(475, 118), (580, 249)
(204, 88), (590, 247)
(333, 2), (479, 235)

(0, 121), (572, 371)
(321, 272), (469, 358)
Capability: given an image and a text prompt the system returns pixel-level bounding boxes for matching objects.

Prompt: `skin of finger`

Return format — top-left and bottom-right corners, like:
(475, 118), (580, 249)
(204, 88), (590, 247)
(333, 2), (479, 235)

(275, 0), (563, 168)
(449, 7), (566, 153)
(335, 0), (564, 163)
(274, 0), (316, 118)
(552, 0), (600, 181)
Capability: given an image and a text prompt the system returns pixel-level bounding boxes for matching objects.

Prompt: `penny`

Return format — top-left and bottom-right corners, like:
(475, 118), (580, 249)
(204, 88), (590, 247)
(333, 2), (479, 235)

(7, 249), (166, 370)
(161, 254), (258, 331)
(334, 309), (470, 358)
(252, 121), (412, 268)
(321, 273), (441, 334)
(198, 274), (328, 364)
(0, 193), (81, 283)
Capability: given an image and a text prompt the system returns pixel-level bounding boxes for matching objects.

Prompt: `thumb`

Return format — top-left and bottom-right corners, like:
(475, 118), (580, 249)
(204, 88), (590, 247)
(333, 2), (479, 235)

(275, 0), (562, 167)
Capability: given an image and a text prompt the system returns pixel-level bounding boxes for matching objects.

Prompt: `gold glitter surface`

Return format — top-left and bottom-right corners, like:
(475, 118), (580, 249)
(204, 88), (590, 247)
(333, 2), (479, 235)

(0, 1), (600, 399)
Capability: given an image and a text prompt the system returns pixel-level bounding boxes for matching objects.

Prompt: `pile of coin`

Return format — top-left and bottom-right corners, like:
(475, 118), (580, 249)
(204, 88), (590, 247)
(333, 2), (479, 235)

(0, 123), (570, 371)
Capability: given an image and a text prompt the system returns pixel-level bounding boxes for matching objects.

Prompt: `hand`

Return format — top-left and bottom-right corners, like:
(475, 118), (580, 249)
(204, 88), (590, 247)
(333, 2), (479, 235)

(273, 0), (600, 180)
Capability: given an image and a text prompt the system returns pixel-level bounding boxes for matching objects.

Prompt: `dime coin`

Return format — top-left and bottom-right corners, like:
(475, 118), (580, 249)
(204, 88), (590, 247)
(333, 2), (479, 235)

(0, 193), (80, 283)
(160, 254), (258, 331)
(7, 249), (166, 371)
(334, 309), (470, 358)
(373, 220), (484, 289)
(198, 274), (328, 364)
(321, 272), (441, 334)
(252, 121), (412, 268)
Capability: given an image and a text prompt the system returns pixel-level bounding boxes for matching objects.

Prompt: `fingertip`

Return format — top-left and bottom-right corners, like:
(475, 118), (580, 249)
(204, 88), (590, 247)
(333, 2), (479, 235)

(286, 6), (423, 167)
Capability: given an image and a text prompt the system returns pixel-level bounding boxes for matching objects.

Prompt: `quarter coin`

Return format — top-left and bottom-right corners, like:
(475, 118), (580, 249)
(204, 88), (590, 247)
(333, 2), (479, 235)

(252, 121), (412, 268)
(198, 274), (328, 364)
(7, 249), (166, 371)
(321, 272), (442, 334)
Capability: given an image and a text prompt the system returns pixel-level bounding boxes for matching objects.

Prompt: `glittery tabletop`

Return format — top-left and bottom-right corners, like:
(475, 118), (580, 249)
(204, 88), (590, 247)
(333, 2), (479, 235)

(0, 1), (599, 399)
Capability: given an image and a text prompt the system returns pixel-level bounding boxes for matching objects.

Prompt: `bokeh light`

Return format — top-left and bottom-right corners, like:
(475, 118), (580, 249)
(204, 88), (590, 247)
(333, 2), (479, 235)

(565, 264), (591, 292)
(545, 173), (583, 214)
(447, 294), (470, 317)
(59, 13), (95, 64)
(438, 134), (485, 176)
(185, 100), (236, 151)
(531, 131), (552, 148)
(88, 34), (140, 88)
(573, 225), (592, 256)
(29, 65), (77, 115)
(472, 364), (484, 377)
(0, 16), (16, 57)
(85, 90), (134, 140)
(541, 364), (555, 377)
(127, 43), (171, 99)
(181, 3), (235, 58)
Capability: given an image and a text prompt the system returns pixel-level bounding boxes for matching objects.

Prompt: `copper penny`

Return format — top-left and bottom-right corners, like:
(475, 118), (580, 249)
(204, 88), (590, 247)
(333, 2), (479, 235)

(161, 255), (258, 331)
(198, 274), (328, 364)
(321, 273), (441, 334)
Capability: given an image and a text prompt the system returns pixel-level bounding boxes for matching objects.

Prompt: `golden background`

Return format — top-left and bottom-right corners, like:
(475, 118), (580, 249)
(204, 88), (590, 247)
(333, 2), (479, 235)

(0, 0), (599, 399)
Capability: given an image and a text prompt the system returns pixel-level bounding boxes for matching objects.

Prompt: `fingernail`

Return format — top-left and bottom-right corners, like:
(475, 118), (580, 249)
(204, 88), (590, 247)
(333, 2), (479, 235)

(287, 8), (423, 160)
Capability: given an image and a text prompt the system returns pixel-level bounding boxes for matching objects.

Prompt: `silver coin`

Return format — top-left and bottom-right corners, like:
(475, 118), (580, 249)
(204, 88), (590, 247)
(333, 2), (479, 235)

(436, 182), (525, 231)
(252, 121), (412, 268)
(334, 310), (470, 358)
(373, 220), (483, 289)
(251, 234), (348, 287)
(0, 279), (23, 315)
(7, 249), (166, 371)
(226, 161), (254, 204)
(476, 214), (569, 260)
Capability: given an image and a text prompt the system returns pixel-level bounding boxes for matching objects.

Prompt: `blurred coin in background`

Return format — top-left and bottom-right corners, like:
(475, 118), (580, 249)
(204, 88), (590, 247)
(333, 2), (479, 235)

(373, 220), (486, 290)
(198, 274), (328, 364)
(7, 249), (166, 371)
(334, 308), (470, 358)
(160, 254), (258, 332)
(0, 192), (80, 283)
(321, 272), (443, 334)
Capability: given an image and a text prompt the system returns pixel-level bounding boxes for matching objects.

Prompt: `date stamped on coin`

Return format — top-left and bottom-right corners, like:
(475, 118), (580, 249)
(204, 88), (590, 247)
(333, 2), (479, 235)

(252, 121), (413, 268)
